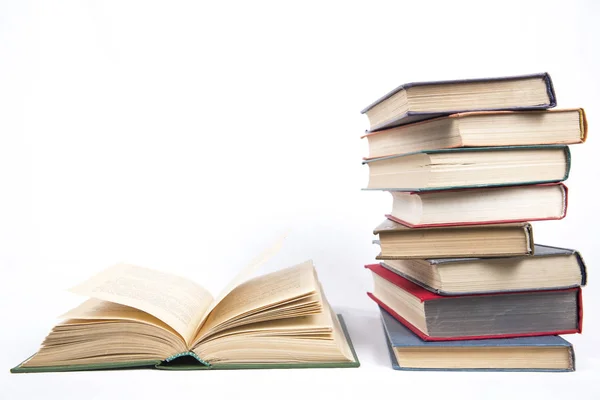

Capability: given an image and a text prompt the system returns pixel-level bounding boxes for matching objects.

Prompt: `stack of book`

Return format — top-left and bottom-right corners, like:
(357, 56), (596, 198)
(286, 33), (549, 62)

(361, 73), (587, 372)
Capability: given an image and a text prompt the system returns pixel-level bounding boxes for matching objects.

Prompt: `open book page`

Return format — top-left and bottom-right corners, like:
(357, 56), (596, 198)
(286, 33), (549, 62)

(194, 232), (289, 326)
(70, 264), (214, 344)
(319, 283), (355, 361)
(61, 298), (182, 339)
(193, 260), (318, 344)
(194, 310), (333, 345)
(214, 232), (288, 305)
(22, 298), (189, 368)
(192, 282), (356, 364)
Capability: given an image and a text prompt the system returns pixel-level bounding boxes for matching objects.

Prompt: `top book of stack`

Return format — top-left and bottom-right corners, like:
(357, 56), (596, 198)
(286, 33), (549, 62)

(361, 73), (557, 131)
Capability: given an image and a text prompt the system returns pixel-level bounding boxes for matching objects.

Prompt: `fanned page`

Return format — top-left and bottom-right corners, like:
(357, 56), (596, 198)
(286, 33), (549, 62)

(189, 263), (355, 365)
(200, 232), (289, 319)
(66, 233), (288, 345)
(61, 298), (185, 341)
(20, 297), (190, 368)
(70, 264), (214, 344)
(193, 261), (320, 345)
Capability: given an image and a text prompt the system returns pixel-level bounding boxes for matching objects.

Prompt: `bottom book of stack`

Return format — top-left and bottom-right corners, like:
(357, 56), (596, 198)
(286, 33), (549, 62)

(380, 308), (575, 372)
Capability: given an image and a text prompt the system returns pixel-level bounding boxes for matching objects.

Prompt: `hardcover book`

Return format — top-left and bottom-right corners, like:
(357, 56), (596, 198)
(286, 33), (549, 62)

(11, 245), (360, 373)
(384, 183), (567, 227)
(380, 244), (587, 295)
(374, 219), (533, 258)
(366, 264), (582, 341)
(380, 307), (575, 372)
(362, 108), (587, 159)
(361, 73), (556, 131)
(364, 145), (570, 191)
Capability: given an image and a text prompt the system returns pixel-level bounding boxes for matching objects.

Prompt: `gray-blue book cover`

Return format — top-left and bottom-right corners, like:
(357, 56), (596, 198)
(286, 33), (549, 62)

(380, 307), (575, 372)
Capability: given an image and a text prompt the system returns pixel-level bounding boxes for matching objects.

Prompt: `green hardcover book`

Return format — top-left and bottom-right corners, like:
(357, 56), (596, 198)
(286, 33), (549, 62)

(363, 145), (570, 191)
(11, 245), (360, 373)
(12, 315), (358, 372)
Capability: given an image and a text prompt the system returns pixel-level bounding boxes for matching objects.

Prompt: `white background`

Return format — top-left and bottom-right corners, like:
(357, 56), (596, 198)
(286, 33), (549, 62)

(1, 0), (599, 398)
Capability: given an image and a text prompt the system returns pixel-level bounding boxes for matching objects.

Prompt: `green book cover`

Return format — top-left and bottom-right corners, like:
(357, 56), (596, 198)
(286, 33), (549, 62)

(11, 314), (359, 373)
(11, 248), (360, 373)
(362, 145), (571, 192)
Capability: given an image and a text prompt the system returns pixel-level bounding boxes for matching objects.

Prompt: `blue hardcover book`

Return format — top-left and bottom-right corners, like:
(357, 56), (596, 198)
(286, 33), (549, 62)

(363, 145), (570, 191)
(380, 307), (575, 372)
(361, 73), (556, 131)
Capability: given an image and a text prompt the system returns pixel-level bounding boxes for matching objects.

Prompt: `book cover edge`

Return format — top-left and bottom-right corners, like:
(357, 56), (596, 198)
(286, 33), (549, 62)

(380, 309), (574, 372)
(360, 72), (555, 114)
(367, 292), (581, 341)
(384, 213), (560, 228)
(362, 144), (570, 164)
(379, 260), (583, 296)
(361, 108), (586, 149)
(367, 263), (581, 301)
(11, 314), (360, 372)
(383, 330), (573, 372)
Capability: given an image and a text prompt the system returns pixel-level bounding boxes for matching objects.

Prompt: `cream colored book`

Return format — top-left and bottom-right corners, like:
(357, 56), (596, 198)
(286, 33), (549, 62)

(382, 183), (568, 228)
(364, 146), (570, 191)
(373, 218), (534, 259)
(11, 245), (359, 373)
(380, 244), (587, 295)
(363, 108), (587, 159)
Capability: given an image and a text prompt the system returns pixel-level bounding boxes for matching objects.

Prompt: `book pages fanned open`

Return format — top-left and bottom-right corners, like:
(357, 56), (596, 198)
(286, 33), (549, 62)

(11, 237), (359, 373)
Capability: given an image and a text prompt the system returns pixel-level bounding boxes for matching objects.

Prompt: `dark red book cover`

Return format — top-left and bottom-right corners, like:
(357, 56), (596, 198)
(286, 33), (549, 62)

(365, 264), (583, 341)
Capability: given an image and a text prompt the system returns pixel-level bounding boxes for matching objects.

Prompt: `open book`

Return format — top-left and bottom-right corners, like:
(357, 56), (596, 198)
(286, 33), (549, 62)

(12, 250), (358, 372)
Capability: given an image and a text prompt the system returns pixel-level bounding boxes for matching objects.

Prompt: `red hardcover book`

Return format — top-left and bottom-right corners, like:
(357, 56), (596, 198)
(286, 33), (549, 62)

(365, 264), (583, 341)
(384, 183), (567, 228)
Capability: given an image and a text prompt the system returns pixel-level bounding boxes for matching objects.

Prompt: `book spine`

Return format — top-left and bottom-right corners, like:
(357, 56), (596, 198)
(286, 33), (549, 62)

(579, 108), (588, 142)
(569, 344), (577, 371)
(577, 288), (584, 333)
(563, 147), (572, 181)
(164, 351), (210, 366)
(560, 183), (569, 219)
(524, 223), (534, 255)
(543, 72), (557, 107)
(575, 251), (588, 286)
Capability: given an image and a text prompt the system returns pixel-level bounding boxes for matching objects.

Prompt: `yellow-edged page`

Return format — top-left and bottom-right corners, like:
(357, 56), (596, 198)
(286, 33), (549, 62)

(192, 260), (319, 345)
(70, 263), (214, 344)
(22, 298), (190, 367)
(193, 282), (355, 364)
(61, 298), (183, 339)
